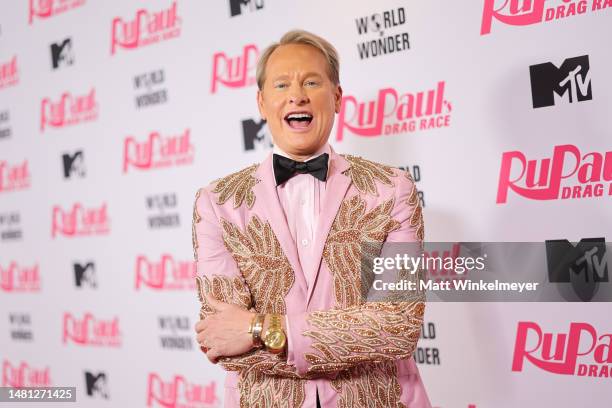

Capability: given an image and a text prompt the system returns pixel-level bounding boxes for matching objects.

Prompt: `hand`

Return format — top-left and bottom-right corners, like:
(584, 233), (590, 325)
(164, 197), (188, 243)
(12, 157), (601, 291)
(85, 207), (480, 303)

(194, 296), (255, 364)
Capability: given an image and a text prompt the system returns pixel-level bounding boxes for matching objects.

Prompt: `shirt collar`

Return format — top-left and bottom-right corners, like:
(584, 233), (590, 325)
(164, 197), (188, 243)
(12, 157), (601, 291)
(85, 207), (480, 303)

(272, 143), (331, 162)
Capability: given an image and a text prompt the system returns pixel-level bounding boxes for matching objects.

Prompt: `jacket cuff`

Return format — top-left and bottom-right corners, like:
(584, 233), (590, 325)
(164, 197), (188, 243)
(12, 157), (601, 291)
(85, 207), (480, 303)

(285, 311), (310, 376)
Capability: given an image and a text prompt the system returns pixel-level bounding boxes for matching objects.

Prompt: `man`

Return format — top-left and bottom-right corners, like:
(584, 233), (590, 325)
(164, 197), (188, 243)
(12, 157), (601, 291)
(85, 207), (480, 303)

(193, 30), (431, 408)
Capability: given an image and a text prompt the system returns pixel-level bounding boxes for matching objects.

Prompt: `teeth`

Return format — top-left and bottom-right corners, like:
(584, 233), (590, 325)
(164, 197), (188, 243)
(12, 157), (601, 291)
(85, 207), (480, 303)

(286, 113), (313, 120)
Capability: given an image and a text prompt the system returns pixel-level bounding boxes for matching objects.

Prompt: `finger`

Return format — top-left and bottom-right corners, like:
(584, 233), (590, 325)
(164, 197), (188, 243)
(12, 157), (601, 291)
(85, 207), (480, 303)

(206, 348), (220, 364)
(196, 331), (206, 346)
(194, 320), (206, 333)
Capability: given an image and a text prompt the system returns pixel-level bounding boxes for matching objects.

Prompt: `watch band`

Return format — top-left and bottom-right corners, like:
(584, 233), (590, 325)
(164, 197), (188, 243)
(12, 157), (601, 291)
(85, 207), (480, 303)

(250, 314), (265, 347)
(264, 314), (286, 353)
(267, 314), (282, 331)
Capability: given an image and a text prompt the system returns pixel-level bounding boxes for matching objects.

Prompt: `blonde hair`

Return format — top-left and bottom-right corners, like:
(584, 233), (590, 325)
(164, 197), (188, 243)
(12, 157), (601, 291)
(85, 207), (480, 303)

(256, 29), (340, 90)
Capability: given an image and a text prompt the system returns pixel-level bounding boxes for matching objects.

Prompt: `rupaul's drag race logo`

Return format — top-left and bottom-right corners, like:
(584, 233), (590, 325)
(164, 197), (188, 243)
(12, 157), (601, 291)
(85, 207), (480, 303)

(210, 44), (259, 93)
(62, 312), (121, 347)
(0, 262), (40, 292)
(111, 1), (181, 55)
(481, 0), (611, 35)
(0, 159), (30, 193)
(0, 56), (19, 90)
(2, 360), (51, 387)
(336, 81), (452, 141)
(513, 322), (612, 378)
(134, 254), (196, 291)
(497, 144), (611, 203)
(51, 203), (110, 238)
(146, 373), (219, 408)
(40, 88), (98, 131)
(122, 128), (194, 173)
(29, 0), (85, 24)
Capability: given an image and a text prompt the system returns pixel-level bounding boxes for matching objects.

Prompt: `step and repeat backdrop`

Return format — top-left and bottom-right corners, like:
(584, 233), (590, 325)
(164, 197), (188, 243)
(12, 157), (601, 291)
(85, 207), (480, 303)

(1, 1), (611, 407)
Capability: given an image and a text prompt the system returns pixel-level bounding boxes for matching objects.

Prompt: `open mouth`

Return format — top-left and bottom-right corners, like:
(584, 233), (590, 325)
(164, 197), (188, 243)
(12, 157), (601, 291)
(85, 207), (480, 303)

(284, 112), (313, 129)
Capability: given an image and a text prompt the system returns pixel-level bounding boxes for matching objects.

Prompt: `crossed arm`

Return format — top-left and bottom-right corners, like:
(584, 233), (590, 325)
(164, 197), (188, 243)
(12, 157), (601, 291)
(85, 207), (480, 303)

(193, 172), (425, 378)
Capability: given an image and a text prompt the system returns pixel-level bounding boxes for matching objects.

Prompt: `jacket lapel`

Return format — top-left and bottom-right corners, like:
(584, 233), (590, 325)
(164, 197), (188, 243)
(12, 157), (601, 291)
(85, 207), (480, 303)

(253, 154), (308, 298)
(306, 149), (352, 305)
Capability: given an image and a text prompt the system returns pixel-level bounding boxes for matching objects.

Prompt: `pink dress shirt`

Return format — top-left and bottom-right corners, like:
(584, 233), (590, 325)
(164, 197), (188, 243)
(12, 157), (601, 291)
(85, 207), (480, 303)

(273, 143), (331, 289)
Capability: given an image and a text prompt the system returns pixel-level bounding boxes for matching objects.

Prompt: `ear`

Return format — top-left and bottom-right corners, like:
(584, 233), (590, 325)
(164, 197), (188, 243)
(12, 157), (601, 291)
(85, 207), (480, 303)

(334, 85), (343, 114)
(257, 90), (266, 120)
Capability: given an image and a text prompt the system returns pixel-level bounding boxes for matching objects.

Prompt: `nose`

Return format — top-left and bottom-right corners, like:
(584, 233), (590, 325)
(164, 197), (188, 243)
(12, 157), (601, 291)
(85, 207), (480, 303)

(288, 84), (309, 105)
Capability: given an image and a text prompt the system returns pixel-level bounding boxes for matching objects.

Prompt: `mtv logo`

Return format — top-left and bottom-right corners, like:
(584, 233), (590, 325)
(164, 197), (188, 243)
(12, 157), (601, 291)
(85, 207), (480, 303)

(62, 151), (85, 178)
(242, 118), (272, 151)
(74, 262), (97, 288)
(229, 0), (263, 17)
(530, 55), (592, 108)
(545, 238), (608, 301)
(85, 371), (109, 399)
(51, 38), (74, 69)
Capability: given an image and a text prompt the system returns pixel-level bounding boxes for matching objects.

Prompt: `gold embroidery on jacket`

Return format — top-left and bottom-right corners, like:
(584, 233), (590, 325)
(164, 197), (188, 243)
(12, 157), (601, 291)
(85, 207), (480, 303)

(199, 218), (304, 407)
(322, 195), (400, 308)
(212, 163), (260, 209)
(331, 361), (405, 408)
(303, 302), (425, 374)
(192, 189), (202, 262)
(195, 274), (251, 319)
(303, 192), (425, 405)
(341, 155), (396, 196)
(193, 195), (306, 403)
(220, 215), (293, 314)
(239, 371), (306, 408)
(405, 170), (425, 242)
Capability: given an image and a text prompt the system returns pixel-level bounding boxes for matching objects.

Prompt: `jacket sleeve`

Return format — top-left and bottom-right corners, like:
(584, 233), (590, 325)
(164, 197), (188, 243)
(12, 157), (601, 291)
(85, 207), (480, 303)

(192, 187), (303, 378)
(284, 169), (426, 376)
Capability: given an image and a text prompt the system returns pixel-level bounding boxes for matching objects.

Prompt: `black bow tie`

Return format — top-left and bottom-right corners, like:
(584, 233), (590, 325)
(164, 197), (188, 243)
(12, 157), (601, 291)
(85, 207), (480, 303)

(273, 153), (329, 186)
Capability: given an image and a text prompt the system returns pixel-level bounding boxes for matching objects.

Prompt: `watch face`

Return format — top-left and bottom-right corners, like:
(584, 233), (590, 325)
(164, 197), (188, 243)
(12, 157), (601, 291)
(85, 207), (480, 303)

(265, 330), (286, 349)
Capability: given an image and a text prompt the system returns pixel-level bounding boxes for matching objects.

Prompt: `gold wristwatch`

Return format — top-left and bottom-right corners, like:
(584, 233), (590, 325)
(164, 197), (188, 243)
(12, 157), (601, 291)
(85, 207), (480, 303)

(263, 314), (286, 354)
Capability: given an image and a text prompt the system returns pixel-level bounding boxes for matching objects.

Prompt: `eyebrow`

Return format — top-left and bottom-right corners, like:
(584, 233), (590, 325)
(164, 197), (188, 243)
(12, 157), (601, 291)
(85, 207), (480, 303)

(271, 72), (324, 81)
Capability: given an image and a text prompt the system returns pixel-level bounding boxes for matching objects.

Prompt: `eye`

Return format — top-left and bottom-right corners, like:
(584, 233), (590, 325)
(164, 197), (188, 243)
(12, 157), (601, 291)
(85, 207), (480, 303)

(304, 80), (319, 87)
(274, 82), (288, 89)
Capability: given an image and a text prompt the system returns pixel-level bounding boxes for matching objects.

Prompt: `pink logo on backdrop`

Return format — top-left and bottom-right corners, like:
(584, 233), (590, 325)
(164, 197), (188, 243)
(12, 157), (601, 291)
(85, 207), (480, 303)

(40, 88), (98, 131)
(480, 0), (611, 35)
(28, 0), (86, 24)
(496, 144), (612, 203)
(62, 312), (121, 347)
(422, 243), (469, 283)
(135, 254), (196, 290)
(123, 129), (194, 173)
(111, 1), (181, 55)
(51, 203), (110, 238)
(0, 262), (40, 292)
(0, 160), (30, 193)
(146, 373), (219, 408)
(336, 81), (452, 141)
(210, 44), (259, 93)
(512, 321), (612, 378)
(2, 360), (51, 387)
(0, 56), (19, 90)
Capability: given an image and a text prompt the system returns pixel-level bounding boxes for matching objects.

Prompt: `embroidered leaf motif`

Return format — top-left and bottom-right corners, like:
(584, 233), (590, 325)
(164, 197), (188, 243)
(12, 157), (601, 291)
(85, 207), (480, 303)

(221, 216), (294, 314)
(323, 195), (400, 308)
(342, 155), (396, 196)
(212, 163), (260, 209)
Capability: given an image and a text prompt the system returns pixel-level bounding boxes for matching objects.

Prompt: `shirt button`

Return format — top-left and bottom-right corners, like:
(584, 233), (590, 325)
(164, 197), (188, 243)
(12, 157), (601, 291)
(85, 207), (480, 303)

(301, 239), (309, 246)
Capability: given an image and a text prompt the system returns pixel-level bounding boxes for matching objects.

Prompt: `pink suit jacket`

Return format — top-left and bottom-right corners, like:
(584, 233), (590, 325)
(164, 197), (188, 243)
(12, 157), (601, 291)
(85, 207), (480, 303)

(193, 148), (432, 408)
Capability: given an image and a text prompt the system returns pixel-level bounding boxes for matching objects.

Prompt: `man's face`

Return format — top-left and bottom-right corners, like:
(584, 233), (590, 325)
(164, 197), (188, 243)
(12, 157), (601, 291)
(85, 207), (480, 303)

(257, 44), (342, 159)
